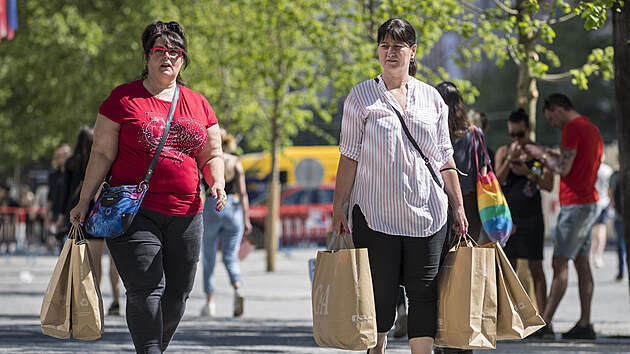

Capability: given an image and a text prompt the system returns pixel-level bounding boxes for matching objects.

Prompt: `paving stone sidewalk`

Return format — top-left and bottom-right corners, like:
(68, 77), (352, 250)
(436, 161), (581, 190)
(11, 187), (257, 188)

(1, 246), (629, 353)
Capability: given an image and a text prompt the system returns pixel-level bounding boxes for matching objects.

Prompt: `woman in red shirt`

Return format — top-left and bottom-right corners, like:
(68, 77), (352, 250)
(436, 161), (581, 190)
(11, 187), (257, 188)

(69, 21), (225, 353)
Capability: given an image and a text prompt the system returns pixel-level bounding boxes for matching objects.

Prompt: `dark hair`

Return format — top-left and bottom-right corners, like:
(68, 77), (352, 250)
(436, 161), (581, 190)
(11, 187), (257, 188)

(377, 18), (417, 76)
(543, 93), (573, 112)
(508, 108), (530, 127)
(66, 126), (94, 175)
(139, 21), (189, 86)
(435, 81), (469, 140)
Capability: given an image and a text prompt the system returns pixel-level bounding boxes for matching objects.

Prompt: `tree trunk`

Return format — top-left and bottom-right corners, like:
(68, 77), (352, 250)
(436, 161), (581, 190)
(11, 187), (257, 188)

(612, 0), (630, 300)
(265, 118), (281, 272)
(515, 0), (539, 139)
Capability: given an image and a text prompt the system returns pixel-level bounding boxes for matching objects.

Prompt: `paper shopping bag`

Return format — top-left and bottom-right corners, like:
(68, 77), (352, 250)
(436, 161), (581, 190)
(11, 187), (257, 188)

(41, 237), (73, 339)
(311, 247), (377, 350)
(486, 242), (545, 339)
(70, 237), (104, 340)
(435, 237), (497, 349)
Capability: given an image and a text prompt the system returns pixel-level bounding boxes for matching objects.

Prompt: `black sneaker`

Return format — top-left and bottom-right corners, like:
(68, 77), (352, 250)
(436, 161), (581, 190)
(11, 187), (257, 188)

(108, 302), (120, 316)
(562, 323), (596, 340)
(530, 324), (555, 340)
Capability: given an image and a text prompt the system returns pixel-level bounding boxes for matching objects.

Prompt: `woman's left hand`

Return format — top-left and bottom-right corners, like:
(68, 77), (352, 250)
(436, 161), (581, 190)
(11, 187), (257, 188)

(209, 185), (227, 212)
(451, 204), (468, 236)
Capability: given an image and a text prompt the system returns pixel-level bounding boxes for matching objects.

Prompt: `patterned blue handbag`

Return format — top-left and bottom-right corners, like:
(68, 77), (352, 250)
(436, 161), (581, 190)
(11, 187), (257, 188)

(84, 85), (180, 238)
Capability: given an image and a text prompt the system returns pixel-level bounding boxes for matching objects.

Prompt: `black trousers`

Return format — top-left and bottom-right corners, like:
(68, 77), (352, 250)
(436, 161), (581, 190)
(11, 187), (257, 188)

(107, 208), (203, 354)
(352, 205), (447, 339)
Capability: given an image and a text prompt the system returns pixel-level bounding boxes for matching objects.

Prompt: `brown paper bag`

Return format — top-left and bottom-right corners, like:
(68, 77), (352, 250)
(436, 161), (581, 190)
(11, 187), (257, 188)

(488, 242), (546, 339)
(435, 238), (497, 349)
(41, 237), (73, 339)
(70, 237), (105, 340)
(311, 247), (377, 350)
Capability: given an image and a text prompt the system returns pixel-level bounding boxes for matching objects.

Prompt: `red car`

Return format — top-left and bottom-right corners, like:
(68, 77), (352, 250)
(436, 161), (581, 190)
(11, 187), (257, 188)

(248, 184), (334, 247)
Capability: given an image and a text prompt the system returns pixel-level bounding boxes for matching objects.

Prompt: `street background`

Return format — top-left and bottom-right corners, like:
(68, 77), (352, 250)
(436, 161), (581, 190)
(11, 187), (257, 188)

(1, 245), (629, 353)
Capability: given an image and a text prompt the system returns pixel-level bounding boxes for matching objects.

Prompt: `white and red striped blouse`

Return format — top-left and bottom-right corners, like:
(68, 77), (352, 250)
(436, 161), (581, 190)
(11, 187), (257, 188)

(339, 75), (453, 237)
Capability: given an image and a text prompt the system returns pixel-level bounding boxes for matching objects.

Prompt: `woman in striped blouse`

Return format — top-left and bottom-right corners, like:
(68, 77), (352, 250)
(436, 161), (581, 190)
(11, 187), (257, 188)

(332, 18), (468, 354)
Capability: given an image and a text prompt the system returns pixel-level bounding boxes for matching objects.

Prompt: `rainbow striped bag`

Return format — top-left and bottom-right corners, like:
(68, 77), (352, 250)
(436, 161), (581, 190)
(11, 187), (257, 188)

(473, 128), (513, 246)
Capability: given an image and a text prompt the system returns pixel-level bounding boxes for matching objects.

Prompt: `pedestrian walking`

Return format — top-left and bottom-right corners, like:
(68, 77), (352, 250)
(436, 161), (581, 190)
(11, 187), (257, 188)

(526, 93), (603, 340)
(68, 20), (226, 353)
(58, 126), (122, 316)
(435, 81), (488, 244)
(332, 18), (467, 354)
(200, 130), (252, 318)
(609, 170), (626, 281)
(589, 159), (613, 268)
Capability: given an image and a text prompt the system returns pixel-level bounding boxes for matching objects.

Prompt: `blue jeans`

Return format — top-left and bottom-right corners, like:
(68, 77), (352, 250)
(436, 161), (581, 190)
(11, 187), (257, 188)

(201, 194), (243, 295)
(614, 219), (627, 276)
(106, 208), (202, 354)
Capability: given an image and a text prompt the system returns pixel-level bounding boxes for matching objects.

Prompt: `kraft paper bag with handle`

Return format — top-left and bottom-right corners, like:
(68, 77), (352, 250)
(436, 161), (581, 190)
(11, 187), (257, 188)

(482, 242), (545, 340)
(311, 232), (377, 350)
(70, 228), (105, 340)
(41, 236), (73, 339)
(435, 234), (498, 350)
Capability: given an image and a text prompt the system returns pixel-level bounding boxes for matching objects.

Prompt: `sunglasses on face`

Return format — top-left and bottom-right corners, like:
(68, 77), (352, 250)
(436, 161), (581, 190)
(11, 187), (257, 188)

(150, 47), (183, 58)
(508, 131), (526, 138)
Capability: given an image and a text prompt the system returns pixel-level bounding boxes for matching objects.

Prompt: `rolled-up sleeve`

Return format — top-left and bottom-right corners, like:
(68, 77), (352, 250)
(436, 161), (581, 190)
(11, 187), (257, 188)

(339, 89), (367, 161)
(435, 99), (453, 166)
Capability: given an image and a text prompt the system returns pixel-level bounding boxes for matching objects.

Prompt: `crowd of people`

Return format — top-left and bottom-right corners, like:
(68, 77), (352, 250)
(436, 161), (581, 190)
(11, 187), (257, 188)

(0, 16), (626, 354)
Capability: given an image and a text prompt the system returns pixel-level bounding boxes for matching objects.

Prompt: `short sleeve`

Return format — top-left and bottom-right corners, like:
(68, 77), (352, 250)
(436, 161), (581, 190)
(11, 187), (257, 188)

(203, 96), (218, 128)
(338, 88), (367, 161)
(561, 121), (579, 150)
(98, 85), (127, 124)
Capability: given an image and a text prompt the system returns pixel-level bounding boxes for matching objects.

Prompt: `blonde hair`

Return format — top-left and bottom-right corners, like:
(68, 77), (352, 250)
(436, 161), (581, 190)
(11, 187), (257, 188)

(220, 128), (237, 153)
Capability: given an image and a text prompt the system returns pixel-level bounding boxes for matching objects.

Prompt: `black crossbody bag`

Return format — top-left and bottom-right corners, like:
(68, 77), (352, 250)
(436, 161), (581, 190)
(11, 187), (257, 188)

(374, 77), (454, 252)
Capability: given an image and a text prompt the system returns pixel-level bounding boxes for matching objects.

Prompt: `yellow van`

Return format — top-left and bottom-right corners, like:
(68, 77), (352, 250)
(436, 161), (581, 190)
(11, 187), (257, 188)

(240, 145), (340, 200)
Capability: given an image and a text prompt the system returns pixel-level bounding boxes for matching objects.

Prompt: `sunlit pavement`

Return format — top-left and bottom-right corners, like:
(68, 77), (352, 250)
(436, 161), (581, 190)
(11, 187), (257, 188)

(1, 245), (629, 353)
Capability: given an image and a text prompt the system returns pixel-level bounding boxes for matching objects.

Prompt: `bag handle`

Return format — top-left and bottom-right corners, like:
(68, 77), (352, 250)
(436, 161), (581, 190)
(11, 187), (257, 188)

(327, 231), (355, 251)
(142, 85), (180, 184)
(472, 126), (492, 176)
(374, 77), (442, 188)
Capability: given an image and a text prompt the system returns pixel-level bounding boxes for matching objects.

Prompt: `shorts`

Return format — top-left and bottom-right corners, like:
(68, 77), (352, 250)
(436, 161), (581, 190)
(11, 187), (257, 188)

(594, 204), (611, 224)
(553, 203), (599, 260)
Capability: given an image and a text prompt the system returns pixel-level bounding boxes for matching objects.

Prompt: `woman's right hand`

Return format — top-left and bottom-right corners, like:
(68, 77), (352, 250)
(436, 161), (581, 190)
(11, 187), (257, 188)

(69, 200), (91, 227)
(332, 206), (351, 236)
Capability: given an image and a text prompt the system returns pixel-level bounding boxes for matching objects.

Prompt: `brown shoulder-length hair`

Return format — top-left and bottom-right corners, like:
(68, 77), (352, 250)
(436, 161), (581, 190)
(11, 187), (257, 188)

(435, 81), (470, 140)
(377, 18), (417, 77)
(139, 21), (189, 86)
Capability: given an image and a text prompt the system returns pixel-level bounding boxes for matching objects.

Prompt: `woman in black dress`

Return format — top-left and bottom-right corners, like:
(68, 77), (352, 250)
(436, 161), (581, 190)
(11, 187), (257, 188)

(494, 108), (554, 313)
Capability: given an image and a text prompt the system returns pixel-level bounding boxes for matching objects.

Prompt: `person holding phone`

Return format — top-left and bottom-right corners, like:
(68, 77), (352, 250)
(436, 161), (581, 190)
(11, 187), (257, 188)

(494, 108), (554, 338)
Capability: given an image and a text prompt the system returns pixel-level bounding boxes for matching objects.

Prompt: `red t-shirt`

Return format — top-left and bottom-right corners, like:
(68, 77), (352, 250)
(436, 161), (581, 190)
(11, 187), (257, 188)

(559, 116), (603, 205)
(99, 80), (218, 216)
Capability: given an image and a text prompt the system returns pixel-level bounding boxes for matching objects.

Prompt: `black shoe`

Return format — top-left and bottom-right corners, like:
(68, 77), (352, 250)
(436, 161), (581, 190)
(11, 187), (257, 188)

(616, 273), (624, 281)
(531, 324), (555, 340)
(562, 323), (596, 340)
(108, 302), (120, 316)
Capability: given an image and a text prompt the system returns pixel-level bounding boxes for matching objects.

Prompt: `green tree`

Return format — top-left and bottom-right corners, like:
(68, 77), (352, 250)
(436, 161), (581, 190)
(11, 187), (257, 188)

(454, 0), (615, 134)
(0, 1), (174, 171)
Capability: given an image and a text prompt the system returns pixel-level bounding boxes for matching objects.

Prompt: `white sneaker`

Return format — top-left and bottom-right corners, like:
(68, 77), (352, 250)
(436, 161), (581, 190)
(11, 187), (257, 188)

(200, 301), (216, 317)
(234, 294), (244, 317)
(594, 257), (605, 268)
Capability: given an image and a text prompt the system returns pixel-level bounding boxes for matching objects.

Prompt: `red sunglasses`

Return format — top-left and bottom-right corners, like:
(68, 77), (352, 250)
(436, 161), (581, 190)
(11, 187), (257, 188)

(150, 47), (183, 58)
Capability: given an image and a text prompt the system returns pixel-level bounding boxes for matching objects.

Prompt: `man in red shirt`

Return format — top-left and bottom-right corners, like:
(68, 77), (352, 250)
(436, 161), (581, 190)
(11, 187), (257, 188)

(527, 93), (603, 340)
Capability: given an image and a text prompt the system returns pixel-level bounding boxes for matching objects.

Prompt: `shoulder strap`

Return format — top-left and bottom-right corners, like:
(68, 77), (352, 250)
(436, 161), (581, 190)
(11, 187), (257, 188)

(143, 85), (180, 184)
(375, 77), (442, 188)
(472, 127), (492, 175)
